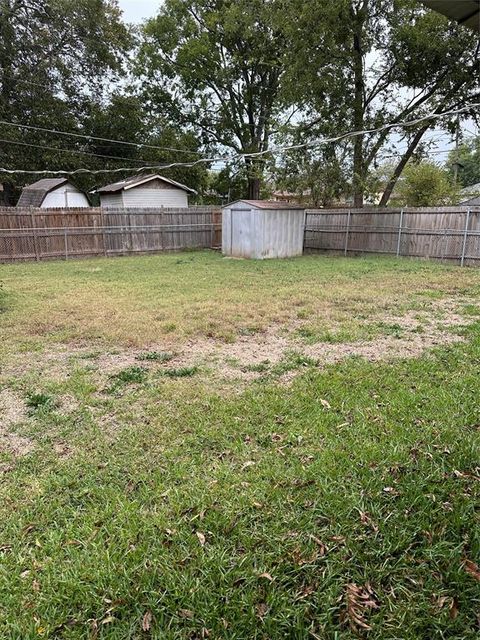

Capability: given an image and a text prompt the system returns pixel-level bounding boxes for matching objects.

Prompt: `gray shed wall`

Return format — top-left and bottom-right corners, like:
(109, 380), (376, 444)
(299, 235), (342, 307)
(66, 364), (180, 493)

(222, 202), (305, 259)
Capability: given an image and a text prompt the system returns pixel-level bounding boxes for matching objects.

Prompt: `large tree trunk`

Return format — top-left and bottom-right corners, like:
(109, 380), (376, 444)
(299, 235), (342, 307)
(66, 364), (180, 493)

(245, 156), (262, 200)
(247, 176), (261, 200)
(351, 4), (366, 208)
(378, 125), (429, 207)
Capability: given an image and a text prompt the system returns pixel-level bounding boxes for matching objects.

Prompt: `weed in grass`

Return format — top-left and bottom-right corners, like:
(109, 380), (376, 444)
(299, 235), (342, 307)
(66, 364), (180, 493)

(25, 392), (56, 414)
(242, 360), (271, 373)
(136, 351), (174, 363)
(297, 326), (361, 344)
(462, 304), (480, 316)
(162, 366), (198, 378)
(375, 321), (405, 339)
(266, 351), (318, 378)
(109, 366), (148, 387)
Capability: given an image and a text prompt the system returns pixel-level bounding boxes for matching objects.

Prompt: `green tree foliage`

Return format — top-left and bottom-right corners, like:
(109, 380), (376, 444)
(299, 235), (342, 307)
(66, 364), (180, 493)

(274, 146), (349, 207)
(0, 0), (131, 203)
(281, 0), (479, 207)
(447, 136), (480, 188)
(137, 0), (289, 200)
(396, 161), (458, 206)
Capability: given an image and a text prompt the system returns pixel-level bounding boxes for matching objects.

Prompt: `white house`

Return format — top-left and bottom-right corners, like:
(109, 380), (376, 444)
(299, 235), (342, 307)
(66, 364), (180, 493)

(17, 178), (89, 208)
(96, 174), (196, 208)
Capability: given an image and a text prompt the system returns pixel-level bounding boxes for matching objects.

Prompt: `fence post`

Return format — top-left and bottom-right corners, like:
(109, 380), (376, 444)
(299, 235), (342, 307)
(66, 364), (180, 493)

(460, 209), (471, 267)
(396, 209), (404, 257)
(344, 209), (351, 256)
(31, 209), (40, 261)
(64, 228), (68, 260)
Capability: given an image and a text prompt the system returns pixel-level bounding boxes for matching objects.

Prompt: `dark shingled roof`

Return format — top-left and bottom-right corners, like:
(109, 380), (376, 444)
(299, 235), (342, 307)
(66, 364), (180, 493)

(422, 1), (479, 32)
(17, 178), (69, 207)
(96, 173), (196, 194)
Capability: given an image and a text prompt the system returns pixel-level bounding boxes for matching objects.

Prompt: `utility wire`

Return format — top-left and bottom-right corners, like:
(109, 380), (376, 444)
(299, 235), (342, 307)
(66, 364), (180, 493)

(0, 103), (478, 175)
(0, 137), (160, 164)
(0, 119), (204, 156)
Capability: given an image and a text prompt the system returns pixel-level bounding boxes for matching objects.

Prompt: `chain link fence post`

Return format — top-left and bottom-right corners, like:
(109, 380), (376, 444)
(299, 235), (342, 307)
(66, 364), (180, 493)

(344, 209), (351, 256)
(396, 209), (404, 257)
(64, 228), (68, 260)
(460, 209), (471, 267)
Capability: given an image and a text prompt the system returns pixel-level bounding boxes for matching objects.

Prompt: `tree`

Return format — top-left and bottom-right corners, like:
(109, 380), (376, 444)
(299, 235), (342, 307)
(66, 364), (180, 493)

(273, 146), (349, 207)
(396, 161), (458, 206)
(137, 0), (289, 200)
(0, 0), (132, 203)
(447, 136), (480, 187)
(282, 0), (479, 207)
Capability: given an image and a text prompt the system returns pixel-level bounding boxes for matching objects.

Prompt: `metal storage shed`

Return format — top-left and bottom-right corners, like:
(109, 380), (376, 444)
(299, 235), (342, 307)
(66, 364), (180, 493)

(222, 200), (306, 259)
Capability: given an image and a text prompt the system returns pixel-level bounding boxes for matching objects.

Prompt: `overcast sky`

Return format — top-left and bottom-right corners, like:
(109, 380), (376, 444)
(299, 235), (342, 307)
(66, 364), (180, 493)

(117, 0), (161, 24)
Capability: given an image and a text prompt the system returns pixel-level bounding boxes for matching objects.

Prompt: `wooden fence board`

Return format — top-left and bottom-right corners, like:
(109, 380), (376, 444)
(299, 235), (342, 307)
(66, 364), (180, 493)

(304, 206), (480, 265)
(0, 206), (221, 262)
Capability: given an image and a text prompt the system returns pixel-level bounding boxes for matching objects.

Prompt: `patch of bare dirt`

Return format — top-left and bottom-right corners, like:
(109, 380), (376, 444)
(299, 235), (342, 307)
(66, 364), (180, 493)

(1, 297), (475, 388)
(0, 390), (34, 457)
(0, 389), (27, 428)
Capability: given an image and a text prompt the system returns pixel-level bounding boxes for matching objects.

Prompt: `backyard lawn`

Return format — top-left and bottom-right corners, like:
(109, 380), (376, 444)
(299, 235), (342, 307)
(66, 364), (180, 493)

(0, 251), (479, 638)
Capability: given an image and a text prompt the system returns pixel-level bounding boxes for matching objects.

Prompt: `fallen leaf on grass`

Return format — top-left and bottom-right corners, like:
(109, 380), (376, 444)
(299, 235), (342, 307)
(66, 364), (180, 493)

(464, 558), (480, 581)
(241, 460), (256, 471)
(178, 609), (194, 619)
(319, 399), (331, 409)
(358, 511), (379, 533)
(309, 535), (327, 555)
(255, 602), (268, 619)
(196, 531), (206, 546)
(258, 572), (273, 582)
(342, 583), (379, 633)
(142, 611), (152, 632)
(101, 616), (115, 625)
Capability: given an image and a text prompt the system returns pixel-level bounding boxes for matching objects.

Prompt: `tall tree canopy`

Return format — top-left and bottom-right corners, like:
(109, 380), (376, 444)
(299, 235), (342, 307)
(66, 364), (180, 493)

(280, 0), (479, 206)
(137, 0), (289, 199)
(0, 0), (131, 202)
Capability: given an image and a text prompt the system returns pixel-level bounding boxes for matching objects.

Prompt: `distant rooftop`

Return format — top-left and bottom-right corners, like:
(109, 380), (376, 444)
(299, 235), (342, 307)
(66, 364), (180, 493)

(96, 173), (196, 194)
(17, 178), (70, 207)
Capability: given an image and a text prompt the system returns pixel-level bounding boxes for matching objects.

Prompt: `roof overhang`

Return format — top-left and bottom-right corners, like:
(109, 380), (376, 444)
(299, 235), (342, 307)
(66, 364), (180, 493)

(421, 1), (480, 32)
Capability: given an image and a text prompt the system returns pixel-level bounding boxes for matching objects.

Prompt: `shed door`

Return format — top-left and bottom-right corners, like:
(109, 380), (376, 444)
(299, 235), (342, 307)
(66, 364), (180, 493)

(231, 208), (252, 258)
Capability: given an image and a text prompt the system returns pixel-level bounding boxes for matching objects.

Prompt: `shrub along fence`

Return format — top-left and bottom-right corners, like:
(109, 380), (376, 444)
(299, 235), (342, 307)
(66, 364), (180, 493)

(0, 206), (222, 262)
(304, 206), (480, 266)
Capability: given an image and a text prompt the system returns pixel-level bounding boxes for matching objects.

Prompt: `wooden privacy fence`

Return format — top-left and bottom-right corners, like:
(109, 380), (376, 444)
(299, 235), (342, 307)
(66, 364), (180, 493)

(304, 207), (480, 266)
(0, 206), (222, 262)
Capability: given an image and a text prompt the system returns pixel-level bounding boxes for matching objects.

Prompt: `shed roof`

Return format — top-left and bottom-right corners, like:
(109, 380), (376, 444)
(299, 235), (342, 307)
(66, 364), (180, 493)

(226, 199), (306, 210)
(421, 1), (479, 32)
(17, 178), (70, 207)
(96, 173), (196, 194)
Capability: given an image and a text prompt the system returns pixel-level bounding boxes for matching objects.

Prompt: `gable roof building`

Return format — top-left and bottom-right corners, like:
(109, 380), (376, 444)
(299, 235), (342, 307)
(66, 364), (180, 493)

(459, 182), (480, 206)
(96, 174), (196, 209)
(17, 178), (89, 208)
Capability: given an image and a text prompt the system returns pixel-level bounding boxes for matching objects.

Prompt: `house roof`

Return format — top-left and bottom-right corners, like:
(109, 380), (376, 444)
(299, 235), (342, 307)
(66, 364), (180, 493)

(459, 182), (480, 205)
(226, 199), (306, 210)
(460, 182), (480, 195)
(421, 1), (480, 32)
(96, 174), (196, 195)
(16, 178), (70, 207)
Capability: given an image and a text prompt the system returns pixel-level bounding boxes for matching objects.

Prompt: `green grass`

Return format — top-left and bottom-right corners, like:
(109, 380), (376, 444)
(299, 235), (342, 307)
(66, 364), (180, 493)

(0, 252), (479, 638)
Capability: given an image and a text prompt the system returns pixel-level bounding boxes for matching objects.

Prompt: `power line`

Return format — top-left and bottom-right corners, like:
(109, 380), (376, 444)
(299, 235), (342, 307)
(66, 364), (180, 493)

(0, 119), (204, 156)
(0, 103), (478, 175)
(0, 137), (156, 164)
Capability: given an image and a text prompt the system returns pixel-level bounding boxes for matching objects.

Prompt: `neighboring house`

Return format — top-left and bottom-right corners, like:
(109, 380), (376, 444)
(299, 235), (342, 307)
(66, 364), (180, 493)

(271, 189), (312, 204)
(17, 178), (89, 208)
(96, 174), (196, 209)
(459, 182), (480, 206)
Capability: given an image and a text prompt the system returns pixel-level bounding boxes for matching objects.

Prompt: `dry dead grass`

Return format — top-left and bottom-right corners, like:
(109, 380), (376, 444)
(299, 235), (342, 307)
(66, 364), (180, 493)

(0, 296), (474, 389)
